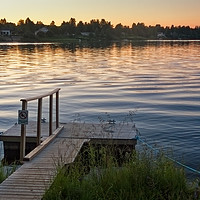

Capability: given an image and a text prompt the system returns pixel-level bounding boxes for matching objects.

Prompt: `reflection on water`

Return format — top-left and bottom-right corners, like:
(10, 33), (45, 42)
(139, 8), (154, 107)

(0, 41), (200, 176)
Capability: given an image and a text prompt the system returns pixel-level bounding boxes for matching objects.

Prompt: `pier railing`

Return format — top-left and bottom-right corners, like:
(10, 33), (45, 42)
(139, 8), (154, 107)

(20, 88), (61, 161)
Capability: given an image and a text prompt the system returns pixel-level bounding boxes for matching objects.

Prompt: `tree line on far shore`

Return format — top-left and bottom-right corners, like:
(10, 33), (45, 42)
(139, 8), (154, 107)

(0, 17), (200, 41)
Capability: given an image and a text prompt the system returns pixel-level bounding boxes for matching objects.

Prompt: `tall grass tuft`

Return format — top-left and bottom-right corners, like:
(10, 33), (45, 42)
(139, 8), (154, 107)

(0, 162), (17, 184)
(43, 144), (196, 200)
(0, 163), (6, 183)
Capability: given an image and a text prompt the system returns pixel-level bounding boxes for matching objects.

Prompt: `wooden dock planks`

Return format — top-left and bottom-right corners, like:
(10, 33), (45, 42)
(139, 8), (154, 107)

(0, 122), (136, 200)
(0, 121), (57, 142)
(0, 129), (88, 200)
(58, 122), (136, 139)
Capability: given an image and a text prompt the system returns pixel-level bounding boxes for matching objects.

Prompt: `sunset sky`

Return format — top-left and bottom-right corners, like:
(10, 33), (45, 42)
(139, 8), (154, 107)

(1, 0), (200, 27)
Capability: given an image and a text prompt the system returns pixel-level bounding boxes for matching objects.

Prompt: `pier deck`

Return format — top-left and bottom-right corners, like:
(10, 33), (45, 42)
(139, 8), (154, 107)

(0, 121), (57, 162)
(0, 122), (136, 200)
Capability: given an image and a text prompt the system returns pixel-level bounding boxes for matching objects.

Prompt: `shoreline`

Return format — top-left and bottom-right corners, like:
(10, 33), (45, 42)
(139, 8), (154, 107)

(1, 36), (200, 44)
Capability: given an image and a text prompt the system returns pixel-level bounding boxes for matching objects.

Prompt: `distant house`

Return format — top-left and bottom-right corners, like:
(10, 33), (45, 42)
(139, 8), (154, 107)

(0, 29), (11, 36)
(35, 27), (49, 36)
(157, 32), (166, 39)
(81, 32), (95, 37)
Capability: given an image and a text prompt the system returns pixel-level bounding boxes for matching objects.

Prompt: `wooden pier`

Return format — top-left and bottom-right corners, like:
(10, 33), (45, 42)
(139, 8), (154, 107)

(0, 89), (137, 200)
(0, 121), (57, 163)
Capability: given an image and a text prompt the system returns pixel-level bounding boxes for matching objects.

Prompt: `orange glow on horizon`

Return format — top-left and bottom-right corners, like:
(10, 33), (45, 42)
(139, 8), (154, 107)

(0, 0), (199, 29)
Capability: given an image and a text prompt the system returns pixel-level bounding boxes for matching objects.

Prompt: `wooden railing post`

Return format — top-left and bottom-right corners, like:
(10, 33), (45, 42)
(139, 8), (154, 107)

(20, 100), (27, 162)
(56, 90), (59, 129)
(37, 98), (42, 146)
(49, 95), (53, 136)
(20, 88), (60, 161)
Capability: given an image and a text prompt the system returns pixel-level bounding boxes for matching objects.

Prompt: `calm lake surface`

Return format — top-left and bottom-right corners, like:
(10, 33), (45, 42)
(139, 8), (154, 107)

(0, 40), (200, 176)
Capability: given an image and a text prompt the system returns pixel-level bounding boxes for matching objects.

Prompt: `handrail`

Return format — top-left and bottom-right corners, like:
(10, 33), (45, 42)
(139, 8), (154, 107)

(20, 88), (61, 161)
(20, 88), (60, 102)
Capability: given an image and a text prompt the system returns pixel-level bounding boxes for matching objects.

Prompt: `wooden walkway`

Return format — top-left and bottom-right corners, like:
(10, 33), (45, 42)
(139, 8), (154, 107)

(0, 122), (136, 200)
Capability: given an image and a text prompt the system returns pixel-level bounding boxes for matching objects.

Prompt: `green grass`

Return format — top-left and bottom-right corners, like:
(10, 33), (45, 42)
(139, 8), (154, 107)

(0, 163), (6, 183)
(43, 145), (197, 200)
(0, 162), (17, 183)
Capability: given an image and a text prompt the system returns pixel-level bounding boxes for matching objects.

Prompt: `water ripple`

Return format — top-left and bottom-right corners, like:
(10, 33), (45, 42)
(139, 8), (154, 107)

(0, 41), (200, 174)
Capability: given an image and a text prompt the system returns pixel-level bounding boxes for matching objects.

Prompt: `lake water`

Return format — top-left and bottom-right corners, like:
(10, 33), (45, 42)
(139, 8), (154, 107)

(0, 40), (200, 176)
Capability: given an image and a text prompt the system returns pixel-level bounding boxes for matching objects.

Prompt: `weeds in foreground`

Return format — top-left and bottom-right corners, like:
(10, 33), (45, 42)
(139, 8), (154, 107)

(0, 162), (17, 183)
(43, 145), (197, 200)
(0, 163), (5, 183)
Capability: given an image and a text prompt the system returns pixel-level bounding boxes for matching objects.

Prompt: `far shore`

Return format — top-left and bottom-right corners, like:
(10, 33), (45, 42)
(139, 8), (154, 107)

(1, 36), (200, 44)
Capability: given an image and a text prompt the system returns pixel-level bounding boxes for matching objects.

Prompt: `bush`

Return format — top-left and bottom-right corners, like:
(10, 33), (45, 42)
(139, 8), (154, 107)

(43, 145), (196, 200)
(0, 163), (6, 183)
(0, 162), (17, 184)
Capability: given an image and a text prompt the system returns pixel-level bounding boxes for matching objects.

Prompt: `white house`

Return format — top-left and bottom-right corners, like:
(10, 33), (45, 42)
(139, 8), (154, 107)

(157, 32), (166, 39)
(35, 27), (49, 36)
(0, 30), (11, 36)
(81, 32), (95, 36)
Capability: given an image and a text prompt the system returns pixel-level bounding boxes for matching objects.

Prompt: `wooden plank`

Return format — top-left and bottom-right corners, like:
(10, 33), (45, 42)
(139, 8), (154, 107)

(0, 185), (48, 190)
(20, 101), (27, 161)
(0, 121), (57, 138)
(0, 188), (45, 193)
(56, 91), (59, 128)
(0, 195), (41, 200)
(59, 122), (137, 139)
(6, 174), (54, 179)
(1, 183), (50, 188)
(1, 181), (49, 185)
(23, 126), (64, 161)
(37, 98), (42, 145)
(2, 179), (51, 185)
(49, 95), (53, 136)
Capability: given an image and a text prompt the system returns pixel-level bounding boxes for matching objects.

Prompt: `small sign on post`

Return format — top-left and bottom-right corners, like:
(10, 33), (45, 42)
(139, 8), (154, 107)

(18, 110), (28, 125)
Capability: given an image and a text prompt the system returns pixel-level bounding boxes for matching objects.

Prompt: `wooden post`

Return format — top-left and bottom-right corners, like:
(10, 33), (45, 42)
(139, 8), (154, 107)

(19, 88), (61, 161)
(49, 95), (53, 136)
(37, 98), (42, 146)
(20, 100), (27, 162)
(56, 90), (59, 129)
